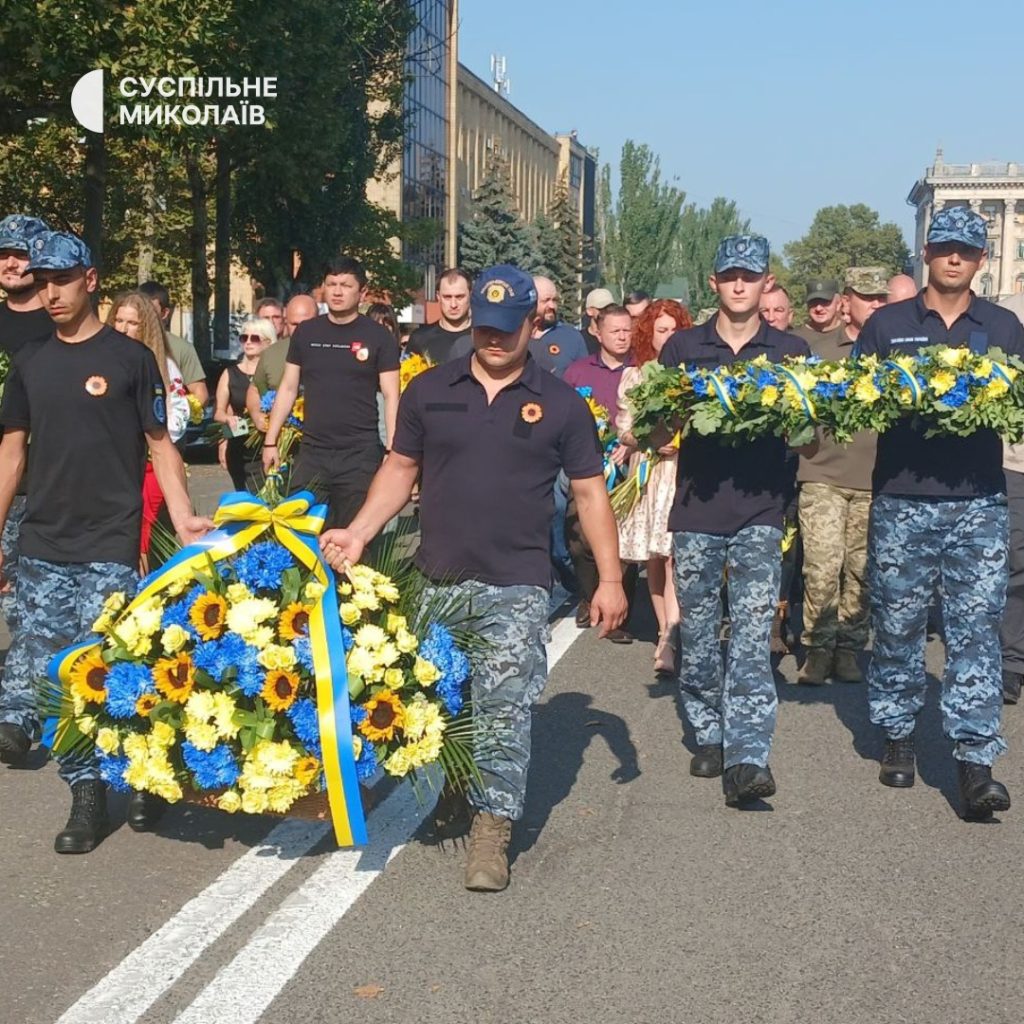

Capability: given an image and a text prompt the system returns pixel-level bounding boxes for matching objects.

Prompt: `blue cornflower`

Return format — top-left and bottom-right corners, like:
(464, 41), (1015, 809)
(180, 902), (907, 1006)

(234, 641), (265, 697)
(161, 599), (197, 637)
(755, 369), (777, 389)
(105, 663), (155, 719)
(942, 376), (970, 409)
(259, 390), (277, 414)
(182, 742), (241, 790)
(350, 704), (368, 726)
(293, 636), (315, 673)
(233, 542), (295, 591)
(98, 754), (131, 792)
(355, 739), (378, 781)
(692, 375), (709, 397)
(575, 385), (593, 399)
(288, 698), (320, 747)
(420, 624), (470, 716)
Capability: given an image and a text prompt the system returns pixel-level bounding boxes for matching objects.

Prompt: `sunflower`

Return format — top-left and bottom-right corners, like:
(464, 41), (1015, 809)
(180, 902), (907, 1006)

(69, 649), (109, 704)
(279, 602), (312, 641)
(135, 693), (160, 717)
(261, 669), (300, 711)
(294, 755), (321, 787)
(358, 689), (406, 743)
(189, 593), (228, 640)
(520, 401), (543, 424)
(154, 652), (196, 703)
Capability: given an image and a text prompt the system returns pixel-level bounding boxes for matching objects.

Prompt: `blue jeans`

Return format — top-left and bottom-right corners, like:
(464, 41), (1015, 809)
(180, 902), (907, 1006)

(549, 471), (575, 593)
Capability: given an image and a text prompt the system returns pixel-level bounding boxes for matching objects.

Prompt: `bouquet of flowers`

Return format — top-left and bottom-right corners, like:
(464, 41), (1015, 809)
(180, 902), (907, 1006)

(399, 352), (434, 392)
(241, 390), (305, 462)
(822, 346), (1024, 443)
(575, 386), (623, 491)
(43, 491), (477, 846)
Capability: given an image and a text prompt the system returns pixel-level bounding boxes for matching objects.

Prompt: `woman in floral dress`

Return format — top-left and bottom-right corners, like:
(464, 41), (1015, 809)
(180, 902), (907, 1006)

(615, 300), (693, 673)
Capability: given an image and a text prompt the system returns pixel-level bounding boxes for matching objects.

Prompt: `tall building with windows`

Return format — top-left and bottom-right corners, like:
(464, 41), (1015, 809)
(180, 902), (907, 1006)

(907, 151), (1024, 297)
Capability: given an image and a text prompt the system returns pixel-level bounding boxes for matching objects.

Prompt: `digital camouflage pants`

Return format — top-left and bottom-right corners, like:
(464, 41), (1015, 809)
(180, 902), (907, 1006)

(798, 482), (871, 651)
(0, 494), (26, 630)
(423, 579), (549, 820)
(867, 495), (1007, 765)
(673, 526), (781, 769)
(0, 556), (138, 785)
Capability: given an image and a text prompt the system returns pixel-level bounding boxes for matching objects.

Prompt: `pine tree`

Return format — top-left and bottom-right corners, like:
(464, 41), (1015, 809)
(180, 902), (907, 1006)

(458, 154), (536, 273)
(547, 175), (585, 321)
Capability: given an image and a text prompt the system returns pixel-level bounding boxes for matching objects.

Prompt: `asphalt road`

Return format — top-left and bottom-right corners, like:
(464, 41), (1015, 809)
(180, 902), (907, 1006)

(1, 465), (1022, 1024)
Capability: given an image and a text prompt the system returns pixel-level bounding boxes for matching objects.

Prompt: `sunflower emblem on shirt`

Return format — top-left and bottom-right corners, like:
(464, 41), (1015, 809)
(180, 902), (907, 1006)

(548, 343), (560, 356)
(520, 401), (543, 424)
(84, 375), (108, 396)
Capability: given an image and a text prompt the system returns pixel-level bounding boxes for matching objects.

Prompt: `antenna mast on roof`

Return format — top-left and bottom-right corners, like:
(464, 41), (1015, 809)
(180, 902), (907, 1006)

(490, 54), (510, 97)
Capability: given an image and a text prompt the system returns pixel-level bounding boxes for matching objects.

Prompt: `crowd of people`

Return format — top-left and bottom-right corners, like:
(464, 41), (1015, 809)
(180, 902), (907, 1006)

(1, 203), (1023, 893)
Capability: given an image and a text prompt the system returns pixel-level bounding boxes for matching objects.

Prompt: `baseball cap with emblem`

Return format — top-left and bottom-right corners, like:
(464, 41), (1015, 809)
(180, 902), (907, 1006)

(24, 230), (94, 274)
(844, 267), (889, 296)
(714, 234), (770, 275)
(470, 265), (538, 333)
(0, 214), (51, 253)
(805, 278), (840, 302)
(584, 287), (615, 310)
(927, 207), (988, 250)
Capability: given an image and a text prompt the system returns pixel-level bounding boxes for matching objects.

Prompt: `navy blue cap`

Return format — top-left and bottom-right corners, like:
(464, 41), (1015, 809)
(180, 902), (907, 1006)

(714, 234), (770, 274)
(927, 207), (988, 251)
(470, 265), (538, 333)
(0, 214), (51, 253)
(24, 231), (93, 274)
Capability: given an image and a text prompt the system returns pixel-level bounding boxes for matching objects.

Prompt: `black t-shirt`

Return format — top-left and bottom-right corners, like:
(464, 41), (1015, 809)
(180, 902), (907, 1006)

(407, 322), (471, 364)
(393, 354), (604, 588)
(287, 314), (400, 448)
(0, 303), (52, 358)
(855, 294), (1024, 499)
(659, 316), (810, 535)
(0, 326), (166, 566)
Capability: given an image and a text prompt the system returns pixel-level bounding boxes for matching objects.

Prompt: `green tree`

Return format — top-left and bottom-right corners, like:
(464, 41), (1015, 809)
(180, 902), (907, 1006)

(784, 203), (910, 284)
(672, 197), (751, 312)
(459, 154), (537, 273)
(532, 174), (584, 320)
(598, 141), (684, 298)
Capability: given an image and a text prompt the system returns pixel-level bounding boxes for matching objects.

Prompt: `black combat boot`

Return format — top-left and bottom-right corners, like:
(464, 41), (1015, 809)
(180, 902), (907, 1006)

(689, 745), (724, 778)
(723, 763), (776, 806)
(0, 722), (31, 765)
(878, 737), (915, 788)
(127, 791), (167, 832)
(957, 761), (1010, 821)
(54, 780), (110, 854)
(1002, 670), (1021, 705)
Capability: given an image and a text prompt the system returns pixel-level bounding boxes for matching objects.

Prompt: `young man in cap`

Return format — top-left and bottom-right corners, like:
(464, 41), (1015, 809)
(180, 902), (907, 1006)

(659, 235), (811, 807)
(856, 207), (1024, 818)
(797, 267), (887, 684)
(0, 214), (53, 628)
(319, 264), (627, 891)
(262, 256), (401, 529)
(0, 231), (211, 852)
(528, 276), (589, 378)
(796, 279), (843, 339)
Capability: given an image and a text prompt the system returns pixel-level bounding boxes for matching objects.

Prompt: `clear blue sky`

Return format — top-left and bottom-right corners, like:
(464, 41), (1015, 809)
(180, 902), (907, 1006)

(458, 0), (1022, 254)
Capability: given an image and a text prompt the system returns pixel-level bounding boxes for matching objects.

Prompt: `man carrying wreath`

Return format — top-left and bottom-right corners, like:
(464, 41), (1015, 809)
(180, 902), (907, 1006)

(320, 264), (627, 892)
(856, 207), (1024, 818)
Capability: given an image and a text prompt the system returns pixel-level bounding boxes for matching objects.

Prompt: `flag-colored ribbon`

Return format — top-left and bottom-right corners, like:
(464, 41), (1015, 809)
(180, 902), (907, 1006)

(884, 360), (922, 406)
(46, 490), (366, 847)
(776, 366), (818, 421)
(706, 372), (736, 415)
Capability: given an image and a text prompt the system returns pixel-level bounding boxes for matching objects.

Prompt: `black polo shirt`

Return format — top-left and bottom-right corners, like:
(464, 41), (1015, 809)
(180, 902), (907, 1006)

(393, 353), (603, 588)
(286, 313), (400, 449)
(659, 315), (810, 536)
(855, 294), (1024, 499)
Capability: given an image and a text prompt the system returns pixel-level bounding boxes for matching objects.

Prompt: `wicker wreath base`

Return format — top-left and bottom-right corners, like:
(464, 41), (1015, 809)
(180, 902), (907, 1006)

(180, 783), (379, 820)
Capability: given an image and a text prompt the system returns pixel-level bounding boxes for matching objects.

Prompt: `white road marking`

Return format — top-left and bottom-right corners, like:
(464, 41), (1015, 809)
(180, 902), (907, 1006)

(54, 818), (329, 1024)
(55, 608), (582, 1024)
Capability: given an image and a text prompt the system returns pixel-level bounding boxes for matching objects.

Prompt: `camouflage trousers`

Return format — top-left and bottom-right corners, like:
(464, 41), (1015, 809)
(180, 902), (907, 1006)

(672, 526), (781, 768)
(798, 482), (871, 651)
(0, 495), (27, 630)
(423, 579), (550, 820)
(868, 495), (1007, 765)
(0, 556), (138, 785)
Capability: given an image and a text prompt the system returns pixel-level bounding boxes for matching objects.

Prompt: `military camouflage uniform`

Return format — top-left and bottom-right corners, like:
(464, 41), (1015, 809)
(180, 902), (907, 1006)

(867, 495), (1008, 764)
(0, 494), (26, 629)
(0, 556), (138, 784)
(673, 526), (781, 768)
(423, 579), (550, 820)
(798, 483), (870, 650)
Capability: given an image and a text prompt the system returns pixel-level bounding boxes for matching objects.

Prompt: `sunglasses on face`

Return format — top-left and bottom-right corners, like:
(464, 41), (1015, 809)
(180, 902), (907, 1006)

(240, 334), (263, 342)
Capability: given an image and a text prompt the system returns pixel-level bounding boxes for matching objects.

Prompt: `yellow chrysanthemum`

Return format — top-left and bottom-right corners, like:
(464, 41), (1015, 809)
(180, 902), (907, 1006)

(151, 721), (177, 747)
(132, 597), (164, 637)
(96, 727), (120, 755)
(267, 779), (306, 813)
(384, 745), (414, 776)
(375, 580), (400, 604)
(352, 589), (380, 612)
(69, 649), (109, 704)
(987, 377), (1010, 399)
(828, 366), (848, 384)
(852, 376), (881, 404)
(257, 643), (298, 672)
(252, 739), (300, 775)
(226, 582), (253, 605)
(395, 628), (418, 654)
(185, 690), (216, 721)
(184, 719), (219, 751)
(226, 597), (279, 639)
(413, 657), (441, 686)
(165, 575), (191, 598)
(386, 612), (408, 634)
(92, 590), (127, 632)
(760, 385), (779, 407)
(261, 669), (301, 711)
(378, 642), (400, 667)
(355, 624), (387, 650)
(78, 714), (97, 736)
(211, 692), (240, 739)
(278, 602), (313, 641)
(339, 602), (362, 626)
(136, 693), (160, 717)
(72, 692), (87, 717)
(358, 689), (406, 742)
(346, 646), (377, 681)
(929, 369), (956, 396)
(190, 593), (227, 641)
(338, 582), (353, 597)
(304, 579), (326, 602)
(294, 755), (320, 787)
(160, 624), (190, 654)
(937, 347), (968, 368)
(217, 790), (242, 813)
(154, 652), (196, 703)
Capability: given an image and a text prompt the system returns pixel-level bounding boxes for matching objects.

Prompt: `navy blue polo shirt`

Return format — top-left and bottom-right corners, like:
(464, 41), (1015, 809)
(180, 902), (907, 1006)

(659, 315), (810, 536)
(527, 323), (589, 378)
(855, 294), (1024, 499)
(393, 353), (604, 587)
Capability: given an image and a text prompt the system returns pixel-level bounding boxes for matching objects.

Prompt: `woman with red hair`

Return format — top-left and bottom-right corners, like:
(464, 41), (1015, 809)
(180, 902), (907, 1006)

(616, 299), (693, 673)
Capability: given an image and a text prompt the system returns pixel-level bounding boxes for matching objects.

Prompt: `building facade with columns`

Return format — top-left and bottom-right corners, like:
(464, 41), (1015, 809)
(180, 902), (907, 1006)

(907, 152), (1024, 298)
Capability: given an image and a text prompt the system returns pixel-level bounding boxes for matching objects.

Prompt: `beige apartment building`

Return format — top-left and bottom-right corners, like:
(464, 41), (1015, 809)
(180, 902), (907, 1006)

(908, 151), (1024, 298)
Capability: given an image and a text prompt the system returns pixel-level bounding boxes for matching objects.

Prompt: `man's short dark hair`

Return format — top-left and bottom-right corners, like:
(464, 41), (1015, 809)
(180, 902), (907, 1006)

(763, 284), (791, 300)
(437, 267), (473, 292)
(624, 290), (651, 305)
(322, 256), (367, 288)
(255, 297), (283, 315)
(138, 280), (170, 309)
(596, 303), (631, 327)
